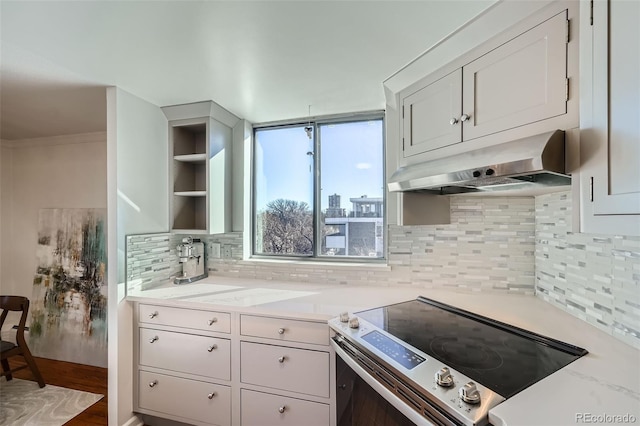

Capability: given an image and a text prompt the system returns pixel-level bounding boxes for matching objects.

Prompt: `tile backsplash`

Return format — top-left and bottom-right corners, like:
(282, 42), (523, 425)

(126, 233), (182, 291)
(535, 191), (640, 349)
(127, 197), (537, 292)
(125, 192), (640, 349)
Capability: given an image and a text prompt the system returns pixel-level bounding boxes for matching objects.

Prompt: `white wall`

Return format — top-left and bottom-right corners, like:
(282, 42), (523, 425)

(0, 133), (107, 297)
(0, 141), (12, 294)
(107, 87), (168, 426)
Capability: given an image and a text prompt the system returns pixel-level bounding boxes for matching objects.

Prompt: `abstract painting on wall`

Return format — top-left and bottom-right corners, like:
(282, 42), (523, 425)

(29, 208), (107, 367)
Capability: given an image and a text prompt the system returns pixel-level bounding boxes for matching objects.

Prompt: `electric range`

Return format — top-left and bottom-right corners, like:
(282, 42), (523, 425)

(329, 296), (588, 426)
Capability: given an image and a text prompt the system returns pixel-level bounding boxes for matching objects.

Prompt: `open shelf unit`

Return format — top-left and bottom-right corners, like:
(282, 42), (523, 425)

(165, 101), (238, 234)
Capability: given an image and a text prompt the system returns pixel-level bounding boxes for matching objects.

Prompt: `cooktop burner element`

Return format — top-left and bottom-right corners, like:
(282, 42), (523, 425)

(329, 296), (588, 426)
(429, 336), (504, 371)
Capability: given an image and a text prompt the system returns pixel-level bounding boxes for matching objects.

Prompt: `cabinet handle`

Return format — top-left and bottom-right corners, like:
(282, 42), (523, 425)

(449, 117), (458, 125)
(460, 113), (471, 122)
(278, 406), (286, 414)
(149, 380), (158, 388)
(149, 311), (158, 319)
(207, 344), (217, 352)
(278, 356), (286, 363)
(207, 392), (216, 399)
(277, 327), (286, 335)
(208, 318), (218, 326)
(149, 336), (159, 343)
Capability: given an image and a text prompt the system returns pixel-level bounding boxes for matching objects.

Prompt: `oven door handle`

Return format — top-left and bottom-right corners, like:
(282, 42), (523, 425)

(331, 338), (436, 426)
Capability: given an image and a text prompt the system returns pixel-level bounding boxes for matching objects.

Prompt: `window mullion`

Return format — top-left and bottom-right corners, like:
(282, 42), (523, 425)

(313, 123), (321, 257)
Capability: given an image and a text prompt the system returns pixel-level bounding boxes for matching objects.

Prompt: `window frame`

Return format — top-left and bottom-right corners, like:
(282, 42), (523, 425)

(251, 110), (386, 263)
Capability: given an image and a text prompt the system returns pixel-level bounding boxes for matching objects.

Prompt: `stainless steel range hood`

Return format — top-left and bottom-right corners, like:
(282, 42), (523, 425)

(388, 130), (570, 194)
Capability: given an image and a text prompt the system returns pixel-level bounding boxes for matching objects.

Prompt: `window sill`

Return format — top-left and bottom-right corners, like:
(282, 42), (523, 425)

(245, 257), (391, 271)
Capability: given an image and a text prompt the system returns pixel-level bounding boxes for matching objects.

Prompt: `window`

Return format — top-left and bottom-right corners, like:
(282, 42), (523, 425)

(253, 113), (385, 260)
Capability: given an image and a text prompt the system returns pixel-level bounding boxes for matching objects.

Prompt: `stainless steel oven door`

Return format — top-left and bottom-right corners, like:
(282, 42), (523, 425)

(333, 339), (436, 426)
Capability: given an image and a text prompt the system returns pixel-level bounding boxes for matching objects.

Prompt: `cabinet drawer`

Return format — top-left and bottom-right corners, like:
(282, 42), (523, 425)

(139, 304), (231, 333)
(241, 389), (330, 426)
(240, 342), (330, 398)
(140, 328), (231, 380)
(240, 315), (328, 346)
(139, 370), (231, 426)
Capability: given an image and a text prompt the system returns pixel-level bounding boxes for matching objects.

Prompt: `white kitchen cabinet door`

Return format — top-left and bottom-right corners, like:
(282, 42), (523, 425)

(462, 10), (569, 141)
(139, 371), (231, 426)
(139, 304), (231, 333)
(240, 315), (329, 346)
(401, 69), (462, 157)
(139, 328), (231, 380)
(240, 342), (330, 398)
(580, 0), (640, 235)
(240, 389), (330, 426)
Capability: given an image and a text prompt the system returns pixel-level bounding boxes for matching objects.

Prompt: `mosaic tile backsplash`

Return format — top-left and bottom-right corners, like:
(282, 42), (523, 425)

(126, 233), (182, 291)
(125, 192), (640, 349)
(126, 197), (537, 292)
(535, 191), (640, 349)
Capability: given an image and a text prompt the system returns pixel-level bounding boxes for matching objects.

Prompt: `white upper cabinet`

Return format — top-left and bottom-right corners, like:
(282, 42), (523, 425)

(579, 0), (640, 235)
(462, 11), (568, 141)
(402, 69), (462, 156)
(398, 2), (577, 162)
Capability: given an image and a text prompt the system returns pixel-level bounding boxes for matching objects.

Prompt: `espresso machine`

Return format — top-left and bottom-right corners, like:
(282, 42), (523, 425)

(174, 236), (207, 284)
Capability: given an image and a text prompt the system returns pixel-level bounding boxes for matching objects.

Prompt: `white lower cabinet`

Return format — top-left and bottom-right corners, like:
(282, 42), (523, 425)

(139, 370), (231, 426)
(139, 328), (231, 380)
(240, 389), (330, 426)
(240, 341), (330, 398)
(134, 303), (335, 426)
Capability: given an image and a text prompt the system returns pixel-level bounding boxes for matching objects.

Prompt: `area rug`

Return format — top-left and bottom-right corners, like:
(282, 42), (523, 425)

(0, 378), (103, 426)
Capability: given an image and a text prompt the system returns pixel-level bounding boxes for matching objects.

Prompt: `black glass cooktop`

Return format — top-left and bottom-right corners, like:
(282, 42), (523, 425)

(355, 296), (588, 399)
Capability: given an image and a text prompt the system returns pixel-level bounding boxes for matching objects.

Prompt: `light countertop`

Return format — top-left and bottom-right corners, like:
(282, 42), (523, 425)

(127, 276), (640, 426)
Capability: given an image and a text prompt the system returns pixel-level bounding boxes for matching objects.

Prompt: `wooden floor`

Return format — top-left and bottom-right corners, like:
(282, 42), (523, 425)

(9, 356), (108, 425)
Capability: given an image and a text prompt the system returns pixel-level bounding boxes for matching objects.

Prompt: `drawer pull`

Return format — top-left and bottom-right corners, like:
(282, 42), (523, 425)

(278, 406), (286, 414)
(149, 336), (159, 343)
(277, 327), (286, 335)
(149, 380), (158, 388)
(149, 311), (158, 319)
(207, 392), (216, 400)
(208, 318), (218, 326)
(278, 356), (286, 363)
(207, 344), (218, 352)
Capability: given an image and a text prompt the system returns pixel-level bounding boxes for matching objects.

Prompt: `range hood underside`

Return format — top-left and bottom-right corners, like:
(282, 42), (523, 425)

(388, 130), (571, 195)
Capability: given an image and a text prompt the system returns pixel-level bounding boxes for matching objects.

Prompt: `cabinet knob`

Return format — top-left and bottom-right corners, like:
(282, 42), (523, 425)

(460, 113), (471, 122)
(208, 318), (217, 326)
(149, 336), (159, 343)
(149, 380), (158, 388)
(149, 311), (158, 319)
(278, 406), (287, 414)
(449, 117), (459, 125)
(278, 356), (286, 363)
(207, 392), (216, 400)
(277, 327), (286, 335)
(207, 344), (218, 352)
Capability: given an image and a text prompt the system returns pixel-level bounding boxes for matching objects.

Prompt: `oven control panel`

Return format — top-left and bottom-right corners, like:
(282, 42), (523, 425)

(362, 330), (425, 369)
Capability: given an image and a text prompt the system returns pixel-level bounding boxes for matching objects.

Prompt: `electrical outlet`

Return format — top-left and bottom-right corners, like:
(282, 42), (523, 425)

(210, 243), (221, 259)
(222, 245), (232, 259)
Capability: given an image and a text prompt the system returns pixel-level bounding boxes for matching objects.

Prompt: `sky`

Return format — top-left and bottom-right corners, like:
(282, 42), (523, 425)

(254, 119), (384, 213)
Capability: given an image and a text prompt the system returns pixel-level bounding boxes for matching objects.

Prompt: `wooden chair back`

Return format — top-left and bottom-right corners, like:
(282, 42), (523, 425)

(0, 295), (45, 387)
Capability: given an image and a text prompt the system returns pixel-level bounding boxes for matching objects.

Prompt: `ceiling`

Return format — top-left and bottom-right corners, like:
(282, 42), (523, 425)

(0, 1), (495, 141)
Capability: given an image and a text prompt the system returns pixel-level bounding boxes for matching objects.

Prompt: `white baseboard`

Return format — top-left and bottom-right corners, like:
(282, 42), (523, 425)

(120, 415), (144, 426)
